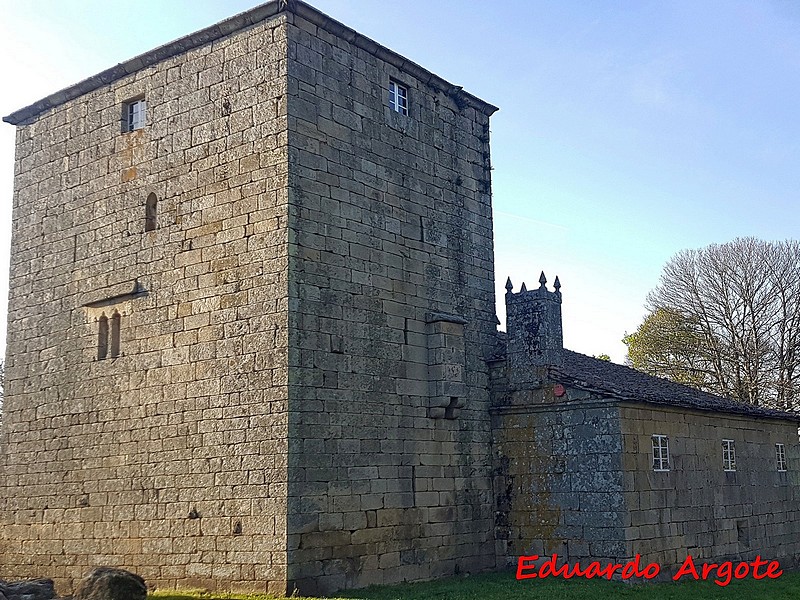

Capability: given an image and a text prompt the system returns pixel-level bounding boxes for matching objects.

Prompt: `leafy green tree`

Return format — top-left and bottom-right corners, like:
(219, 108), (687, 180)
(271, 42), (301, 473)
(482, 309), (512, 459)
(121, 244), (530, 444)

(623, 308), (715, 391)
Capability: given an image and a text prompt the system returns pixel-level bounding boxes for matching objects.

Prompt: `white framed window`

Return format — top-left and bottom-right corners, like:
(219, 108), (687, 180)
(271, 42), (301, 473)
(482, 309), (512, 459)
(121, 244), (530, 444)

(389, 80), (408, 115)
(722, 439), (736, 472)
(776, 443), (787, 472)
(651, 435), (670, 471)
(124, 98), (147, 132)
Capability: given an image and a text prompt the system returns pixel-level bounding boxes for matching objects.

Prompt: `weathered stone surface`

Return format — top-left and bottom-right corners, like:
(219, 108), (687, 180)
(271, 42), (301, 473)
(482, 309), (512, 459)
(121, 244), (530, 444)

(492, 287), (800, 574)
(0, 1), (497, 597)
(0, 579), (56, 600)
(73, 568), (146, 600)
(6, 0), (800, 596)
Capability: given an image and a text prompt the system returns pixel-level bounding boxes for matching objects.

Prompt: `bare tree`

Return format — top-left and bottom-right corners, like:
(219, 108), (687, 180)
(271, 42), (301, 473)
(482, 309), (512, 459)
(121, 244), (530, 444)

(628, 238), (800, 410)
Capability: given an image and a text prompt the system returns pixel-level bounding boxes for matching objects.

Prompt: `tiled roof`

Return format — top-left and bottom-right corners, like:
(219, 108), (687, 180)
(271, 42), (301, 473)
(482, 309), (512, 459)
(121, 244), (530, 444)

(552, 349), (800, 422)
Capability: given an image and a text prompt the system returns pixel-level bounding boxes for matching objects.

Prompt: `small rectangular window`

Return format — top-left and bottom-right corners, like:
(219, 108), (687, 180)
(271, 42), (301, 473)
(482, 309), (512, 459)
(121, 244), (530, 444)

(722, 439), (736, 472)
(776, 443), (787, 472)
(389, 80), (408, 115)
(124, 98), (147, 132)
(651, 435), (670, 471)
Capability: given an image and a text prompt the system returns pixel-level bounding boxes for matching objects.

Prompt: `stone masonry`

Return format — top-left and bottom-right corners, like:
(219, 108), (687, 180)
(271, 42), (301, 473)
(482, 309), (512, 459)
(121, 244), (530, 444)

(620, 405), (800, 569)
(1, 1), (497, 595)
(3, 0), (800, 595)
(283, 5), (498, 593)
(491, 278), (800, 574)
(2, 8), (292, 595)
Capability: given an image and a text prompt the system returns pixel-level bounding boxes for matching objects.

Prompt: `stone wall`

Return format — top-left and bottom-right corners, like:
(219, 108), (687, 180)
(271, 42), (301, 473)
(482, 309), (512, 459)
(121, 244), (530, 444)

(1, 15), (291, 595)
(1, 2), (501, 594)
(5, 1), (800, 592)
(620, 403), (800, 570)
(283, 12), (498, 595)
(493, 389), (800, 574)
(492, 393), (627, 568)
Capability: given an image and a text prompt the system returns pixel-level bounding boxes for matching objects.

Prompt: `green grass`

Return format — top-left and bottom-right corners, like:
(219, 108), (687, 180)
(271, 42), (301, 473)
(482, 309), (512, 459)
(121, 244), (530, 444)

(149, 570), (800, 600)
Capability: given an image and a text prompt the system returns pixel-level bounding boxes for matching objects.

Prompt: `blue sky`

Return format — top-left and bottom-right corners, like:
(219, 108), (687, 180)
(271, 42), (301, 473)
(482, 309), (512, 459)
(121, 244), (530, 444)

(1, 0), (799, 362)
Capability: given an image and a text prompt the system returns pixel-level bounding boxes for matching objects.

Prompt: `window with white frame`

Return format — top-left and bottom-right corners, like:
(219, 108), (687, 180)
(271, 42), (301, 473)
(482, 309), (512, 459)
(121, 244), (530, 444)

(722, 439), (736, 471)
(776, 443), (787, 472)
(389, 80), (408, 115)
(124, 98), (147, 132)
(651, 435), (670, 471)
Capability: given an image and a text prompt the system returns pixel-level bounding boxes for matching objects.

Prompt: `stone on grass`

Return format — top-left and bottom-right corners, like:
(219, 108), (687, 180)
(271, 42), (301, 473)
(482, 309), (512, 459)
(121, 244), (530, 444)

(73, 568), (146, 600)
(0, 579), (56, 600)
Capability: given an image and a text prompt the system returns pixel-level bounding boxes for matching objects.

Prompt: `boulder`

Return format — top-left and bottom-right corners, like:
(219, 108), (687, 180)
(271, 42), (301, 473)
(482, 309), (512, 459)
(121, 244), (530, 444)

(0, 579), (57, 600)
(73, 568), (146, 600)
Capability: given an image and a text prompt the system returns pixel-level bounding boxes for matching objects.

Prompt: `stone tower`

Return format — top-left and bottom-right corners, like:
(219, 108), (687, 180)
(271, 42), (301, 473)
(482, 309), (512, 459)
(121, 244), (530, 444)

(0, 1), (498, 595)
(505, 272), (563, 385)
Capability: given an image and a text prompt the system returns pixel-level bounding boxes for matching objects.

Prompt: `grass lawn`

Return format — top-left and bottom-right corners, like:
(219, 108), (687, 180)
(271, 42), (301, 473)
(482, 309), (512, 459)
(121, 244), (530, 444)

(150, 570), (800, 600)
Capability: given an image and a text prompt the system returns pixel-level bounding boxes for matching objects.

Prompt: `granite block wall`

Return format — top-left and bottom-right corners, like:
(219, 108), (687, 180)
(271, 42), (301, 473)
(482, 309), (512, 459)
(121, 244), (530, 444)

(620, 404), (800, 570)
(493, 389), (800, 575)
(283, 12), (498, 595)
(492, 396), (627, 568)
(0, 15), (292, 595)
(1, 2), (501, 595)
(5, 1), (800, 593)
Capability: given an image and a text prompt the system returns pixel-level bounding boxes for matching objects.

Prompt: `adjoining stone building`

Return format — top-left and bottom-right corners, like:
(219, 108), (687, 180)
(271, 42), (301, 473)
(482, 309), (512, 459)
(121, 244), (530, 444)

(491, 276), (800, 571)
(1, 0), (799, 596)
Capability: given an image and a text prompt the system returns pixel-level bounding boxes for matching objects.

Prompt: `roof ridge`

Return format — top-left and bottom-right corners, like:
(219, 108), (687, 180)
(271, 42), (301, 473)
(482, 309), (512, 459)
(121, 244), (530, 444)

(554, 348), (800, 422)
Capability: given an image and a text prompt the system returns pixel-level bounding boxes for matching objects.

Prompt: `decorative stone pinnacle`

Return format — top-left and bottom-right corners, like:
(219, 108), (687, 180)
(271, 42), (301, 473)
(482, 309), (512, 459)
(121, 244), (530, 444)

(539, 271), (547, 290)
(554, 276), (561, 292)
(505, 277), (513, 293)
(520, 282), (527, 293)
